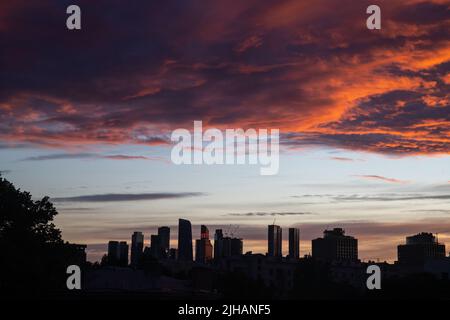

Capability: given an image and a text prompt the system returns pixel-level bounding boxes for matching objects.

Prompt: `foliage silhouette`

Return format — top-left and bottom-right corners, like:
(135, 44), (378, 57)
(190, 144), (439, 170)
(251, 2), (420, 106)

(0, 175), (82, 295)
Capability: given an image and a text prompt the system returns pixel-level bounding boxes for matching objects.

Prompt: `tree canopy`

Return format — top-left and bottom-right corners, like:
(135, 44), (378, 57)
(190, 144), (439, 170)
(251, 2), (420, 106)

(0, 175), (81, 294)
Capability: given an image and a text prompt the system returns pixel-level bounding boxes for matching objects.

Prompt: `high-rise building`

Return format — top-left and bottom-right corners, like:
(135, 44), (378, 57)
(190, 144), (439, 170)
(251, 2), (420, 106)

(312, 228), (358, 262)
(107, 240), (129, 266)
(107, 241), (119, 265)
(158, 226), (170, 257)
(195, 225), (213, 263)
(214, 229), (224, 260)
(268, 225), (282, 257)
(130, 231), (144, 267)
(178, 219), (193, 261)
(118, 241), (129, 266)
(151, 234), (161, 259)
(214, 229), (243, 260)
(398, 232), (446, 265)
(288, 228), (300, 259)
(229, 238), (243, 256)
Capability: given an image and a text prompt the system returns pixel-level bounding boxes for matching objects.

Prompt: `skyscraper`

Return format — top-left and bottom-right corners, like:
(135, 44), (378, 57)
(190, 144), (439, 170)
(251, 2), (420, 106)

(130, 231), (144, 267)
(214, 229), (243, 260)
(214, 229), (224, 260)
(107, 241), (119, 265)
(312, 228), (358, 262)
(195, 225), (213, 263)
(229, 238), (243, 256)
(268, 224), (282, 257)
(398, 232), (446, 265)
(151, 234), (161, 259)
(118, 241), (129, 266)
(288, 228), (300, 259)
(178, 218), (193, 261)
(158, 226), (170, 257)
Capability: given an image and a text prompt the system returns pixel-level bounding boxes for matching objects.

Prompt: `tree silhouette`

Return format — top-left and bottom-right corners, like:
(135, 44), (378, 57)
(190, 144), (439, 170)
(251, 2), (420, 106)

(0, 175), (81, 295)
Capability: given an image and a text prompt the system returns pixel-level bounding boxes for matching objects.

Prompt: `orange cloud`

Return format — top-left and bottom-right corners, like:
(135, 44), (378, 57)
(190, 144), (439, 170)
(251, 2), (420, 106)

(0, 0), (448, 156)
(353, 175), (410, 184)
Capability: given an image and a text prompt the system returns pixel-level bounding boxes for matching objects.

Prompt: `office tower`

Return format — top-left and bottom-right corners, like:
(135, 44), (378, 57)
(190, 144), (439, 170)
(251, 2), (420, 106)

(288, 228), (300, 259)
(118, 241), (129, 266)
(200, 225), (209, 239)
(158, 226), (170, 257)
(151, 234), (161, 259)
(195, 225), (213, 263)
(130, 231), (144, 267)
(214, 229), (224, 260)
(107, 241), (119, 265)
(268, 224), (282, 257)
(178, 219), (193, 261)
(214, 229), (243, 260)
(398, 232), (446, 265)
(108, 240), (129, 266)
(312, 228), (358, 262)
(230, 238), (243, 256)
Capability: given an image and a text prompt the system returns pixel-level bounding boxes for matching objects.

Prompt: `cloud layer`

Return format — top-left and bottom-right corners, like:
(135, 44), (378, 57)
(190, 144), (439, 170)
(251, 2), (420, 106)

(53, 192), (206, 202)
(0, 0), (449, 155)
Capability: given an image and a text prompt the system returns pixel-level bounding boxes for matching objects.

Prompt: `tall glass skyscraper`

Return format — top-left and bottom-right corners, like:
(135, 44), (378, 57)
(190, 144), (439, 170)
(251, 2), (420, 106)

(158, 226), (170, 257)
(268, 224), (282, 257)
(195, 225), (213, 263)
(288, 228), (300, 259)
(130, 231), (144, 267)
(178, 219), (193, 261)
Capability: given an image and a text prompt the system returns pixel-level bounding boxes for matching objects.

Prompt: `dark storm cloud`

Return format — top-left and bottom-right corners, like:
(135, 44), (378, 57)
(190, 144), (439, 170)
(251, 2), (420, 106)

(52, 192), (207, 202)
(392, 1), (450, 25)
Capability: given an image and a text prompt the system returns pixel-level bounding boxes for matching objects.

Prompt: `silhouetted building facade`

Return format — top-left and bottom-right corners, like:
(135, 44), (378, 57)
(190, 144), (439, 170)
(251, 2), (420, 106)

(169, 248), (178, 260)
(229, 238), (243, 256)
(214, 229), (224, 260)
(312, 228), (358, 262)
(195, 225), (213, 263)
(118, 241), (129, 266)
(67, 244), (87, 265)
(158, 226), (170, 258)
(214, 229), (243, 260)
(178, 219), (193, 261)
(151, 234), (161, 259)
(398, 232), (446, 265)
(288, 228), (300, 259)
(218, 253), (297, 297)
(130, 231), (144, 267)
(268, 225), (282, 257)
(108, 240), (129, 266)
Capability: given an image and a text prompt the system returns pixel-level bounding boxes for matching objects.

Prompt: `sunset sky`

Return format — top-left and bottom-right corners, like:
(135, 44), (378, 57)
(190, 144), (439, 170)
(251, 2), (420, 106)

(0, 0), (449, 262)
